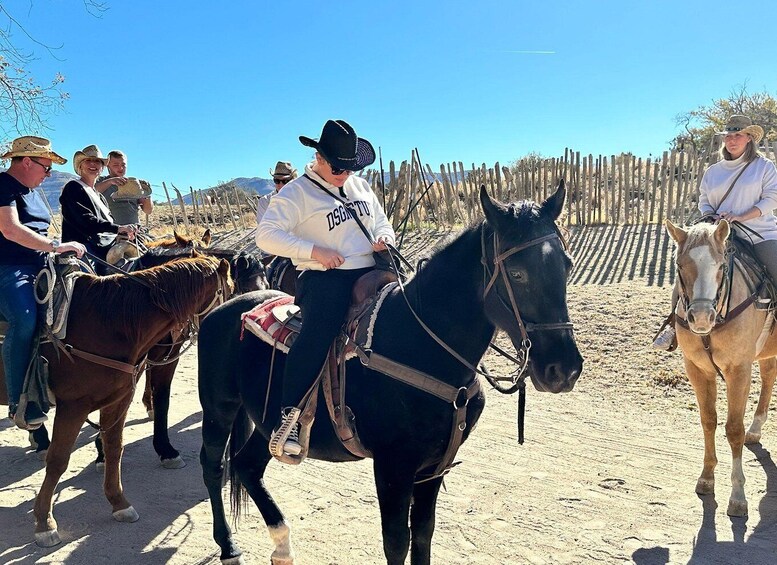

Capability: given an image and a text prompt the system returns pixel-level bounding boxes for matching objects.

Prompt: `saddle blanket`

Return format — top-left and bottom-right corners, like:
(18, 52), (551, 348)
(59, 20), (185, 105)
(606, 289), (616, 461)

(241, 295), (300, 353)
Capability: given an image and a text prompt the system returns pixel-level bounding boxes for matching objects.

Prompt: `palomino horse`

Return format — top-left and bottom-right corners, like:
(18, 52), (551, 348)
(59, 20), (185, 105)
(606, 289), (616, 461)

(666, 219), (777, 517)
(32, 254), (233, 547)
(198, 184), (583, 565)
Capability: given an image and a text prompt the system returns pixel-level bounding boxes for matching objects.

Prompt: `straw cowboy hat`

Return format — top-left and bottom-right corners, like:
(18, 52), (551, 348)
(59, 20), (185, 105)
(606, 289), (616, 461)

(270, 161), (297, 180)
(72, 145), (108, 174)
(299, 119), (375, 172)
(1, 135), (67, 164)
(719, 115), (764, 144)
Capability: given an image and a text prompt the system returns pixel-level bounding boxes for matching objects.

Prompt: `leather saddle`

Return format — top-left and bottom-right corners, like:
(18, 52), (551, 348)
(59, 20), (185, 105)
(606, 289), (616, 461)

(241, 269), (398, 463)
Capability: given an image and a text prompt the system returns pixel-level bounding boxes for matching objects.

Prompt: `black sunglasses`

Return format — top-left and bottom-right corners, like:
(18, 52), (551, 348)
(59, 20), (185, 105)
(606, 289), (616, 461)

(329, 163), (353, 176)
(29, 158), (53, 174)
(274, 178), (289, 185)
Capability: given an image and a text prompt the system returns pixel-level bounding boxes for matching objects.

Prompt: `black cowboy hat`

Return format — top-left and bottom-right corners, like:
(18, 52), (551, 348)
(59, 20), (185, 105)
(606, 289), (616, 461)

(299, 119), (375, 172)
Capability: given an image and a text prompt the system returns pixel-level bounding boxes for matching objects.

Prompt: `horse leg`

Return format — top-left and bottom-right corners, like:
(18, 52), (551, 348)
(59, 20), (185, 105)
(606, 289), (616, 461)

(724, 364), (752, 517)
(746, 358), (777, 444)
(409, 477), (444, 565)
(200, 403), (245, 565)
(685, 359), (718, 495)
(374, 458), (416, 565)
(100, 397), (139, 523)
(29, 424), (50, 460)
(232, 429), (293, 565)
(33, 403), (89, 547)
(141, 372), (153, 420)
(147, 361), (185, 468)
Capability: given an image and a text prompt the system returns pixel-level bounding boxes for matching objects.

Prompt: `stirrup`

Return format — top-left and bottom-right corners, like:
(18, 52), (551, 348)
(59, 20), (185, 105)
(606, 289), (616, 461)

(652, 326), (677, 351)
(269, 407), (302, 458)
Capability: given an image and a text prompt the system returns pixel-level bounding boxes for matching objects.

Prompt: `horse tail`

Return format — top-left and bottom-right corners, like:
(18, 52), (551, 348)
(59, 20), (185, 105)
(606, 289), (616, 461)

(228, 404), (252, 522)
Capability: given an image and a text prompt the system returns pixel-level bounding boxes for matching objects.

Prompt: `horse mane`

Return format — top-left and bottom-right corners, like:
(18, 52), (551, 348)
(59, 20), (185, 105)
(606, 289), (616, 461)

(682, 223), (719, 250)
(75, 255), (225, 343)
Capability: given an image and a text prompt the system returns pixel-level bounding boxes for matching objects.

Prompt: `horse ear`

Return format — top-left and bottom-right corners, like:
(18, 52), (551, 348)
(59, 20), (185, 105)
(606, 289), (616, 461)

(479, 185), (507, 226)
(541, 179), (566, 221)
(664, 219), (687, 246)
(174, 231), (188, 247)
(714, 219), (730, 246)
(201, 229), (212, 247)
(218, 258), (231, 278)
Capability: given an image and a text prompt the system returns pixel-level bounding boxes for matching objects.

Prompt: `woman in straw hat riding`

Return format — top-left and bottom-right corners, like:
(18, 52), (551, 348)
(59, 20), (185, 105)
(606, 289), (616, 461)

(654, 115), (777, 350)
(59, 145), (136, 275)
(256, 119), (395, 461)
(0, 136), (87, 429)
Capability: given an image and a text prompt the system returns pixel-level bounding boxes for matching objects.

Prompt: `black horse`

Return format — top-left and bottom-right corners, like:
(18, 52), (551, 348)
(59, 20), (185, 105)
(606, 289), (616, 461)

(27, 242), (266, 467)
(198, 184), (583, 565)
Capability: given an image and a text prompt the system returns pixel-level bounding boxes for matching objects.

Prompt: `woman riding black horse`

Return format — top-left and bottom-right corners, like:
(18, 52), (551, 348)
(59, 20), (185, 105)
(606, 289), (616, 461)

(198, 183), (583, 565)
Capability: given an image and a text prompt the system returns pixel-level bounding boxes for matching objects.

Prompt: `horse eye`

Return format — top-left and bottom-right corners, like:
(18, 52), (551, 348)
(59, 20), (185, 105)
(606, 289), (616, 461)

(509, 270), (524, 281)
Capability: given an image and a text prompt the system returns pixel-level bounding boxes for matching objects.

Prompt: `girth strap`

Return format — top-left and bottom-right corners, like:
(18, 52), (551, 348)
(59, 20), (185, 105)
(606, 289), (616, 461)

(57, 341), (147, 377)
(355, 345), (480, 481)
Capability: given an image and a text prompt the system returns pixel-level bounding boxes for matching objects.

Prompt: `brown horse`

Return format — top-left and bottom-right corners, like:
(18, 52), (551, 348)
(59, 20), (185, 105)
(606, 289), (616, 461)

(32, 254), (232, 547)
(666, 219), (777, 517)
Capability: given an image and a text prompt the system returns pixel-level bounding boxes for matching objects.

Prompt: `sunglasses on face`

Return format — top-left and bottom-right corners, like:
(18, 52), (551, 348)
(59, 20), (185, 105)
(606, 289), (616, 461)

(29, 158), (53, 174)
(274, 178), (289, 185)
(329, 164), (353, 176)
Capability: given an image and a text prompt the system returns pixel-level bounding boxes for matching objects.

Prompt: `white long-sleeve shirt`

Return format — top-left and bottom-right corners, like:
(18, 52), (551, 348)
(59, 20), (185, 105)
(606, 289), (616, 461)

(255, 163), (395, 271)
(698, 154), (777, 240)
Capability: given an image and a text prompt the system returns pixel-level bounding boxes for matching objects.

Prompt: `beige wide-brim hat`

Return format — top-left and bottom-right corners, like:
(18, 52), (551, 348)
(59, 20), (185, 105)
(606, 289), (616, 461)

(73, 144), (108, 174)
(269, 161), (297, 180)
(719, 115), (764, 144)
(1, 135), (67, 164)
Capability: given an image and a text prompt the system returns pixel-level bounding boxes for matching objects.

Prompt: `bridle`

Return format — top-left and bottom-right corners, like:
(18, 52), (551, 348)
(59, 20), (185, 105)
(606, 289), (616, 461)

(674, 243), (730, 332)
(479, 225), (575, 392)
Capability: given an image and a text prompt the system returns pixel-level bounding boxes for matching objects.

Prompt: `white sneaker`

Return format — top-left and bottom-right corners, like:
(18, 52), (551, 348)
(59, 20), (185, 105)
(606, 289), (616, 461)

(283, 424), (302, 456)
(652, 326), (676, 351)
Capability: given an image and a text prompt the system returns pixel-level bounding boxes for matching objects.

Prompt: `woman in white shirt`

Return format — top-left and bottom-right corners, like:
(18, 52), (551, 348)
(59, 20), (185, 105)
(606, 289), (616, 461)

(654, 115), (777, 350)
(256, 119), (395, 460)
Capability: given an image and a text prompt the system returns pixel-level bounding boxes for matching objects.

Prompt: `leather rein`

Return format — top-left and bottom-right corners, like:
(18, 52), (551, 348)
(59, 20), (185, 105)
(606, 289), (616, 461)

(353, 224), (574, 480)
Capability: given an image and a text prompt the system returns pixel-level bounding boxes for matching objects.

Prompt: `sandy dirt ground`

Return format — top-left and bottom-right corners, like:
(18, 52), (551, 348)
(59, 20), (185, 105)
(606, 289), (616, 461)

(1, 226), (776, 565)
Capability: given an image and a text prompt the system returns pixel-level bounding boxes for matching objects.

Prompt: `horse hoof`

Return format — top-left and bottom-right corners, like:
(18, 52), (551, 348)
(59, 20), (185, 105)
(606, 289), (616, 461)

(727, 499), (748, 517)
(221, 556), (246, 565)
(271, 556), (294, 565)
(95, 461), (105, 473)
(35, 529), (61, 547)
(695, 478), (714, 495)
(112, 506), (139, 522)
(147, 410), (155, 421)
(161, 456), (186, 469)
(744, 432), (761, 445)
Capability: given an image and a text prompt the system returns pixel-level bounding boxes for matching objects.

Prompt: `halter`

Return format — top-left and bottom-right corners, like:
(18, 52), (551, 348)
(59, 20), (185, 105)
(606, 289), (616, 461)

(479, 225), (575, 391)
(674, 241), (731, 332)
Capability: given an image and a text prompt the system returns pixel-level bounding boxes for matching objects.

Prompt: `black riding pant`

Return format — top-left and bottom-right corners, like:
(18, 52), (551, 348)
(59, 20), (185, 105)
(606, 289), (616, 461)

(281, 267), (372, 408)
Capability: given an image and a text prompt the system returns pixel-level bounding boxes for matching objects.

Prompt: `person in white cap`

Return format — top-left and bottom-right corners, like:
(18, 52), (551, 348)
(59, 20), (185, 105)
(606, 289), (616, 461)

(256, 119), (395, 461)
(654, 115), (777, 350)
(0, 136), (87, 429)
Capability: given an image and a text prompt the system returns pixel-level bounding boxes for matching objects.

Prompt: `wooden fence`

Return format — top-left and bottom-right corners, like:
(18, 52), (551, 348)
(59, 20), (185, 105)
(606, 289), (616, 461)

(157, 141), (777, 234)
(360, 142), (777, 229)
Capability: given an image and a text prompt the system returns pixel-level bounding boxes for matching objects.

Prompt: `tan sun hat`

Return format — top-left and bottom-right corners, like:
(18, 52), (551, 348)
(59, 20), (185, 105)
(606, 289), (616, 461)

(111, 177), (153, 200)
(270, 161), (297, 180)
(73, 144), (108, 174)
(1, 135), (67, 164)
(719, 115), (764, 144)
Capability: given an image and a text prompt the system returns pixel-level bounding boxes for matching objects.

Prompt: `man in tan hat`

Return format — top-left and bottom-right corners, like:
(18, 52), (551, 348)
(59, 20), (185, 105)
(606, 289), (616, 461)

(0, 136), (87, 429)
(95, 150), (153, 224)
(255, 161), (298, 255)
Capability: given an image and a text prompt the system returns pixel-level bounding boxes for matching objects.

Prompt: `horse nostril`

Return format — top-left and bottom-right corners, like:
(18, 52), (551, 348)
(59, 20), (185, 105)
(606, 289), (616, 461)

(687, 311), (695, 324)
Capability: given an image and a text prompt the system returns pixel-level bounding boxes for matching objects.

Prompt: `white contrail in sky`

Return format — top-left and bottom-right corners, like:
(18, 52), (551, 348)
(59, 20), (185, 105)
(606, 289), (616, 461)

(501, 50), (556, 54)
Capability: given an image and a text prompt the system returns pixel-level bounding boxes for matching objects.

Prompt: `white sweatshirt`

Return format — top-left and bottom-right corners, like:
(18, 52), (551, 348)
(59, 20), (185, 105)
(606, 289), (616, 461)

(255, 163), (395, 271)
(698, 155), (777, 240)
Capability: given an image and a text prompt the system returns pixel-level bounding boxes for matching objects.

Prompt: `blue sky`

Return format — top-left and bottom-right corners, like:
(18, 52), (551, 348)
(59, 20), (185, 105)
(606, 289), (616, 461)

(5, 0), (777, 200)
